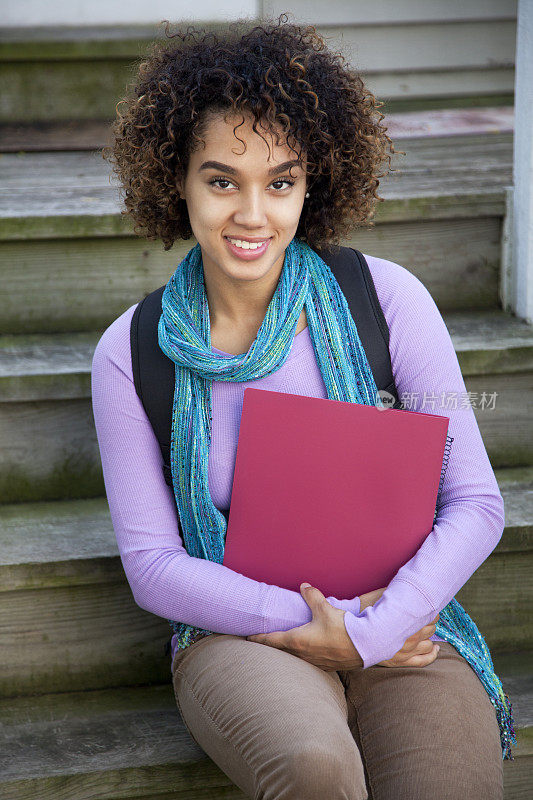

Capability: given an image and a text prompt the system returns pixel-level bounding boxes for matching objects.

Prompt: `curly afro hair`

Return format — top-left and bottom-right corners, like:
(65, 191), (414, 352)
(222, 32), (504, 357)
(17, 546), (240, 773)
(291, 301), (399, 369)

(103, 12), (399, 252)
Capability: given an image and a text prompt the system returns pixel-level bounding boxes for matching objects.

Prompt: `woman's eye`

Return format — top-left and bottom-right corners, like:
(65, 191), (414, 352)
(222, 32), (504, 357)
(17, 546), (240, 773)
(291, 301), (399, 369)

(271, 179), (295, 190)
(209, 177), (295, 191)
(210, 177), (234, 190)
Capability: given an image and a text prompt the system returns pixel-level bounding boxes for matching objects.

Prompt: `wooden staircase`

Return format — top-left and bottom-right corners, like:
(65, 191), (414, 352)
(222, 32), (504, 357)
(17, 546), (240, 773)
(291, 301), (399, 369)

(0, 24), (531, 800)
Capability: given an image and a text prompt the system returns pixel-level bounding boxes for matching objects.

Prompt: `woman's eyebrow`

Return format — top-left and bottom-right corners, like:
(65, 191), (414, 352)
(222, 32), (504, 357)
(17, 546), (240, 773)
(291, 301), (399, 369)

(198, 159), (303, 176)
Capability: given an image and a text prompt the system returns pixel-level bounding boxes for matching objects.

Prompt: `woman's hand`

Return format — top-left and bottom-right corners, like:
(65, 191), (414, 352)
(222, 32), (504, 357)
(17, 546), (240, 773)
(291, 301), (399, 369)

(359, 586), (387, 613)
(247, 583), (364, 671)
(359, 586), (441, 668)
(246, 583), (440, 671)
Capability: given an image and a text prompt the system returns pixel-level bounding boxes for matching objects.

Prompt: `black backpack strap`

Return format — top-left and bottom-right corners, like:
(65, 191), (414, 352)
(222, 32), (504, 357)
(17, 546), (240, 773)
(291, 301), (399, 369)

(130, 286), (179, 490)
(130, 246), (401, 496)
(130, 287), (227, 526)
(316, 245), (401, 409)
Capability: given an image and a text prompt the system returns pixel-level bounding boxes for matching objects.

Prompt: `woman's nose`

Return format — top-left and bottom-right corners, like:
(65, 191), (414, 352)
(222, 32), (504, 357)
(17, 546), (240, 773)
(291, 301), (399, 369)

(232, 192), (269, 227)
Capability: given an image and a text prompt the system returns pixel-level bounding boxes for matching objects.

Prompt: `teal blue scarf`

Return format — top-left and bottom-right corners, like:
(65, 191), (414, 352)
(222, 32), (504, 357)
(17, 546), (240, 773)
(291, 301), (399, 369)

(158, 236), (516, 760)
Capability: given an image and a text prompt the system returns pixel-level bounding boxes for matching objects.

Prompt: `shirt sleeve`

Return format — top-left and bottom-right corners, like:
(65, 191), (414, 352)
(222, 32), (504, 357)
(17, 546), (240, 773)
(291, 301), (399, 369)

(341, 254), (505, 668)
(91, 304), (360, 639)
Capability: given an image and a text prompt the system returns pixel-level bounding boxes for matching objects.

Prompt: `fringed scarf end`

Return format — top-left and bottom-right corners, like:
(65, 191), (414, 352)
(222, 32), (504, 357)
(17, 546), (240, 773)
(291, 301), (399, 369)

(494, 691), (518, 761)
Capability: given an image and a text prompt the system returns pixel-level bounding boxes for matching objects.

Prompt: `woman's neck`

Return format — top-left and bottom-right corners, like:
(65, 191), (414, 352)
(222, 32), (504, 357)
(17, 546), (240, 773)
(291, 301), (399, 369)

(201, 245), (287, 328)
(210, 307), (308, 355)
(201, 245), (307, 354)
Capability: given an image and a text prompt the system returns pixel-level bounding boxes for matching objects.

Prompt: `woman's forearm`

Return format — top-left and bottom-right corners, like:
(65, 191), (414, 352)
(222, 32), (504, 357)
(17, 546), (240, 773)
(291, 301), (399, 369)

(341, 256), (505, 668)
(92, 304), (360, 639)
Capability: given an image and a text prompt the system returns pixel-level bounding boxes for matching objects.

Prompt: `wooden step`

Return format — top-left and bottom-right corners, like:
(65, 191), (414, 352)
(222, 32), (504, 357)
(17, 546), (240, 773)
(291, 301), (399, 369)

(0, 308), (531, 504)
(0, 25), (155, 126)
(0, 133), (513, 334)
(0, 468), (531, 696)
(0, 119), (114, 153)
(0, 683), (247, 800)
(0, 107), (515, 153)
(0, 497), (171, 695)
(0, 21), (515, 126)
(0, 649), (530, 800)
(0, 136), (513, 232)
(1, 309), (531, 403)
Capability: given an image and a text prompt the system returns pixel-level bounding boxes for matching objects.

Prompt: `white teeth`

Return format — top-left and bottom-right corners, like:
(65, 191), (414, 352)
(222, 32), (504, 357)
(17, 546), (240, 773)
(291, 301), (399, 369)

(226, 237), (267, 250)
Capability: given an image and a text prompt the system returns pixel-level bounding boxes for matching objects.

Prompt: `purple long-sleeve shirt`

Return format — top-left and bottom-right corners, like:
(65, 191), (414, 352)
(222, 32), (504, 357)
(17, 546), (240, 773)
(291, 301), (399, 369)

(91, 252), (505, 669)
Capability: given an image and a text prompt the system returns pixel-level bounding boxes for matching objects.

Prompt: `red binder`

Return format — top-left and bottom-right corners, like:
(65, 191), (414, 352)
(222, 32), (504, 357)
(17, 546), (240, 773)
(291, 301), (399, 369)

(223, 388), (450, 598)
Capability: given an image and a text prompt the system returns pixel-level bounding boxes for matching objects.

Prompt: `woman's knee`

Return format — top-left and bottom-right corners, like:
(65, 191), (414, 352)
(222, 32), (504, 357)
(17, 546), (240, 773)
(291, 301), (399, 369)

(351, 643), (504, 800)
(275, 741), (368, 800)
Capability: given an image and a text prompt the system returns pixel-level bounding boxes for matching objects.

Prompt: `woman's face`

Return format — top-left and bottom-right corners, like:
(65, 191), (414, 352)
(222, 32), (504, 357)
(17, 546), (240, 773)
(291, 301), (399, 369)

(177, 111), (308, 297)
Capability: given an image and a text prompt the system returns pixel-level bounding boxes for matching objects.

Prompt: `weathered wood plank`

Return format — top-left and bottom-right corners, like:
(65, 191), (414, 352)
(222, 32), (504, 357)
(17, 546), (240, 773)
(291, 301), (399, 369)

(495, 478), (533, 554)
(0, 135), (512, 226)
(454, 552), (533, 651)
(0, 398), (103, 502)
(349, 216), (502, 311)
(1, 60), (514, 124)
(2, 310), (532, 403)
(0, 60), (138, 124)
(318, 21), (516, 73)
(0, 216), (504, 334)
(0, 120), (114, 152)
(0, 673), (529, 800)
(0, 236), (180, 334)
(264, 0), (518, 26)
(0, 684), (247, 799)
(0, 496), (118, 591)
(1, 469), (530, 591)
(0, 327), (531, 503)
(0, 16), (516, 122)
(462, 372), (533, 467)
(0, 19), (516, 69)
(383, 133), (513, 194)
(443, 310), (533, 375)
(0, 331), (101, 401)
(0, 770), (246, 800)
(0, 469), (531, 695)
(0, 107), (515, 153)
(385, 106), (514, 138)
(0, 581), (172, 695)
(0, 25), (168, 59)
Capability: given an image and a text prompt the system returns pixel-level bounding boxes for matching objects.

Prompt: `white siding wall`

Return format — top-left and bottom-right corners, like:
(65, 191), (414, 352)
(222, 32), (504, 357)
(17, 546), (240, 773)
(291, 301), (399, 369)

(1, 0), (517, 102)
(263, 0), (517, 101)
(263, 0), (517, 25)
(509, 0), (533, 323)
(2, 0), (517, 30)
(1, 0), (259, 26)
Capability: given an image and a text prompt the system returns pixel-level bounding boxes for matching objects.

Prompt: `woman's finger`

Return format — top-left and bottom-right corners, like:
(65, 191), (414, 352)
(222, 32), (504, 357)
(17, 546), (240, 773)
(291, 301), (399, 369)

(404, 627), (434, 649)
(421, 622), (437, 636)
(412, 639), (435, 655)
(402, 643), (440, 667)
(380, 641), (440, 668)
(394, 638), (435, 662)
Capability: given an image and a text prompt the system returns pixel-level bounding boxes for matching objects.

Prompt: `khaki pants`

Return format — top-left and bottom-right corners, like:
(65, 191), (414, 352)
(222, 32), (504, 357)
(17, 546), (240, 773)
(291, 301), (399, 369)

(171, 633), (503, 800)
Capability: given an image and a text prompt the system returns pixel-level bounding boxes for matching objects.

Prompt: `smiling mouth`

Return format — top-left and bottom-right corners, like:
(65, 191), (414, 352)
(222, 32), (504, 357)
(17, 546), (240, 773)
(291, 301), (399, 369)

(224, 236), (272, 250)
(223, 236), (272, 260)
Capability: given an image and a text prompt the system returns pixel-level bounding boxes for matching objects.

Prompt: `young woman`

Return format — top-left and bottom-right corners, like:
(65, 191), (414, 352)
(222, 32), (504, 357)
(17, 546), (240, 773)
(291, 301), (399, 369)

(92, 15), (514, 799)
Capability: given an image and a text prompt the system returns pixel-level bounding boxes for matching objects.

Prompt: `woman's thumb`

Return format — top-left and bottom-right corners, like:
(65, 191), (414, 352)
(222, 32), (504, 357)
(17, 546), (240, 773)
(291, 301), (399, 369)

(300, 582), (325, 606)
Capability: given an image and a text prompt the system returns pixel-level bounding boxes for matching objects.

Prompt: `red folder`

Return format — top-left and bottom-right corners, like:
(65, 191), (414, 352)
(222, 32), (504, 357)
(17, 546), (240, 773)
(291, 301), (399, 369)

(223, 388), (450, 598)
